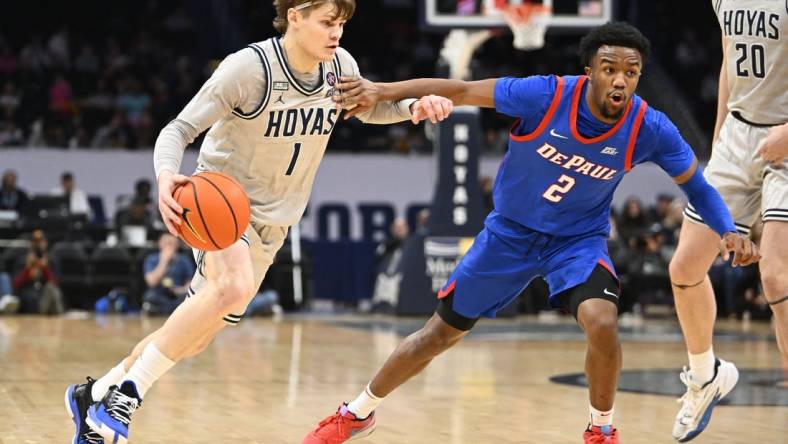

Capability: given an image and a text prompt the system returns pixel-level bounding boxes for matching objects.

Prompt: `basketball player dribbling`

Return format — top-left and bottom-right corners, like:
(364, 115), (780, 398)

(302, 22), (760, 444)
(63, 2), (452, 443)
(669, 1), (787, 441)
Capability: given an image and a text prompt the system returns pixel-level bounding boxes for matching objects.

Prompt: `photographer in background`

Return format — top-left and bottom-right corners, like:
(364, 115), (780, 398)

(12, 229), (64, 314)
(0, 169), (29, 213)
(141, 232), (194, 316)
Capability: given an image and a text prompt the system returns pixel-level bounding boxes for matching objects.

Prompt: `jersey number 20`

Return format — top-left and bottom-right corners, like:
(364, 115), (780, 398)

(543, 174), (576, 203)
(735, 43), (765, 79)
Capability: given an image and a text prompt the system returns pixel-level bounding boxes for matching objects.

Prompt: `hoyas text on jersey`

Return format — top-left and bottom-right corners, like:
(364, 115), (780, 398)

(264, 107), (339, 138)
(722, 9), (780, 39)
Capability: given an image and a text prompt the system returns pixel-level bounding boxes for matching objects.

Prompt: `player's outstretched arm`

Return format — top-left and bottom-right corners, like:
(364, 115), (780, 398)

(335, 76), (496, 119)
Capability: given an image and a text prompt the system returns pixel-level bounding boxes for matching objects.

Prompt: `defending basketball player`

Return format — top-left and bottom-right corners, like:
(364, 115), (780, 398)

(64, 2), (451, 443)
(302, 22), (760, 444)
(666, 1), (788, 441)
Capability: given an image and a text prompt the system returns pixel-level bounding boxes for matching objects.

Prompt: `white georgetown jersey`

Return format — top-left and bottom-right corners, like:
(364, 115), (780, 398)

(713, 0), (787, 124)
(196, 38), (366, 226)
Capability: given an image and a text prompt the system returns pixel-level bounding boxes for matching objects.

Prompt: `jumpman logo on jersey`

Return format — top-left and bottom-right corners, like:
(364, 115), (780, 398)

(275, 93), (285, 105)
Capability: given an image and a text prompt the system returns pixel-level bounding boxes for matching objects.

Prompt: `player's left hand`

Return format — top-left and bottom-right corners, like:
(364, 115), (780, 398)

(411, 95), (453, 124)
(718, 232), (761, 267)
(756, 123), (788, 166)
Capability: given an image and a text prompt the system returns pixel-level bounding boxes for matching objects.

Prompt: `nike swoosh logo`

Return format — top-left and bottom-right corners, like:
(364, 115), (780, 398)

(550, 128), (568, 139)
(182, 208), (206, 243)
(603, 288), (618, 298)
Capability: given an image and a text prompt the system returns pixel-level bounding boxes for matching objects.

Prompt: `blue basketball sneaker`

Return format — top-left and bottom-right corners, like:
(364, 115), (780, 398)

(86, 381), (141, 444)
(672, 359), (738, 442)
(65, 377), (104, 444)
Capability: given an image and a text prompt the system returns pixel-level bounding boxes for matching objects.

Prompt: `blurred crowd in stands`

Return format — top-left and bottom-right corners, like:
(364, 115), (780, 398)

(0, 1), (721, 155)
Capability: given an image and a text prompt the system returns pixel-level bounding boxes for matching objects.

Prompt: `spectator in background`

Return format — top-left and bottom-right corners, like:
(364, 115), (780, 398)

(134, 178), (153, 206)
(415, 208), (430, 236)
(0, 270), (20, 314)
(50, 171), (90, 217)
(649, 193), (674, 225)
(0, 41), (19, 75)
(141, 233), (193, 316)
(617, 196), (649, 248)
(0, 119), (24, 146)
(12, 229), (64, 314)
(49, 74), (75, 118)
(368, 218), (410, 313)
(0, 169), (29, 212)
(0, 82), (21, 115)
(115, 196), (156, 245)
(621, 224), (672, 313)
(661, 197), (687, 246)
(116, 178), (154, 211)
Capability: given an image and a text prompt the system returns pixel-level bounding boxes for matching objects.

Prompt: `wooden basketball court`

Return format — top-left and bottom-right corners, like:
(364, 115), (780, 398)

(0, 314), (785, 443)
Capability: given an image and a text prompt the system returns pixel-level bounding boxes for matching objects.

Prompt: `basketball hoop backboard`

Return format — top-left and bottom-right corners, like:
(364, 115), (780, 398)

(421, 0), (613, 31)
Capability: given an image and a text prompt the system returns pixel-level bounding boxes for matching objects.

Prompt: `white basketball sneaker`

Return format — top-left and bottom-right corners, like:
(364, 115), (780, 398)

(672, 359), (739, 442)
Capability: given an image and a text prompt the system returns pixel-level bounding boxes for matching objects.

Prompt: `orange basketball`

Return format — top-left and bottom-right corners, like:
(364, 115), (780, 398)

(173, 171), (251, 251)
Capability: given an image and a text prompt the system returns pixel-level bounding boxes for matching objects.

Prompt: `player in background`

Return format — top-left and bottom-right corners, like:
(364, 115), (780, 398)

(302, 22), (760, 444)
(667, 1), (788, 441)
(63, 2), (451, 443)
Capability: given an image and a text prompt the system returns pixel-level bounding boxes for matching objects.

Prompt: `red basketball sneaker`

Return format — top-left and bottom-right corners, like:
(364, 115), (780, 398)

(302, 404), (376, 444)
(583, 425), (619, 444)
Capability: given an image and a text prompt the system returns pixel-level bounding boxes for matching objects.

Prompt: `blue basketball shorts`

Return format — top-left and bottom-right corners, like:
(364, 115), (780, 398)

(436, 211), (618, 326)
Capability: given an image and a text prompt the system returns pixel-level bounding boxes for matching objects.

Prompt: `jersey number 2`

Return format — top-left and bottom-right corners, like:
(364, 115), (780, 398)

(285, 143), (301, 176)
(542, 174), (576, 203)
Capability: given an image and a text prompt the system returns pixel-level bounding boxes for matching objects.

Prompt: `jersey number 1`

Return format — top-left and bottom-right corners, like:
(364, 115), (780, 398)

(542, 174), (576, 203)
(285, 143), (301, 176)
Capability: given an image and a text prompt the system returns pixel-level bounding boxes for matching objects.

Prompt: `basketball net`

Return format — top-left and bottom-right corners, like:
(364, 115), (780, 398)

(499, 2), (551, 51)
(440, 1), (551, 79)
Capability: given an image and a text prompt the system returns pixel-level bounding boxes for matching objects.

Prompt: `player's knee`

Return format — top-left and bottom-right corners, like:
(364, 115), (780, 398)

(213, 272), (256, 313)
(416, 325), (462, 356)
(668, 254), (703, 285)
(582, 312), (618, 344)
(761, 265), (788, 299)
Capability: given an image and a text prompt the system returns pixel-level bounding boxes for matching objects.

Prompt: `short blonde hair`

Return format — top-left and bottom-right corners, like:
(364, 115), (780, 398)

(272, 0), (356, 34)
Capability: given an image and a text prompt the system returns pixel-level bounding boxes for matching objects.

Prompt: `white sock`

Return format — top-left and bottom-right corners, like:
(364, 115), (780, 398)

(346, 384), (384, 419)
(590, 404), (614, 428)
(122, 343), (175, 399)
(92, 361), (127, 402)
(688, 347), (716, 385)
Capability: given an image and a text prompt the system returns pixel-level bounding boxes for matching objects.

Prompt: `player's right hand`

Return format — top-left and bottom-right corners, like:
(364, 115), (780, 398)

(411, 95), (454, 124)
(157, 170), (190, 236)
(718, 232), (760, 267)
(334, 76), (379, 119)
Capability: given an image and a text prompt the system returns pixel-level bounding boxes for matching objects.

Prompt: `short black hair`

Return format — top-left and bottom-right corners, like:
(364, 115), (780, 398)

(579, 21), (651, 67)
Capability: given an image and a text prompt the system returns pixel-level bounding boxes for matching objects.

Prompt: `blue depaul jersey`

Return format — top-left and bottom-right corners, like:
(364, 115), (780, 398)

(491, 75), (695, 237)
